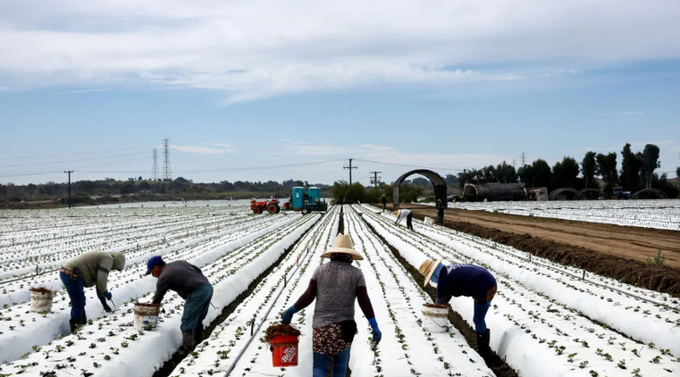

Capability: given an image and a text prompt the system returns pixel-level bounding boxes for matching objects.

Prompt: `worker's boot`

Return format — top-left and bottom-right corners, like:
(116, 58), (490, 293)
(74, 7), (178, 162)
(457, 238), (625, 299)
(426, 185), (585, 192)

(477, 330), (490, 359)
(69, 319), (79, 333)
(178, 331), (196, 356)
(193, 323), (204, 345)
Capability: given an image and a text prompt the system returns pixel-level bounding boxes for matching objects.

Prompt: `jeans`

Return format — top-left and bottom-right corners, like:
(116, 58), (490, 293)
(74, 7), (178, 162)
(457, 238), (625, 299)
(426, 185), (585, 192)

(60, 271), (85, 321)
(406, 213), (414, 230)
(181, 283), (213, 332)
(313, 348), (351, 377)
(473, 301), (492, 333)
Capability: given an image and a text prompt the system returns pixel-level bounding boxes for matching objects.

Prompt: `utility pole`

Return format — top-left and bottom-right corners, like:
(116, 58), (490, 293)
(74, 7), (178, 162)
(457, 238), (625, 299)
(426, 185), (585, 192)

(64, 170), (73, 209)
(369, 171), (381, 188)
(344, 158), (358, 185)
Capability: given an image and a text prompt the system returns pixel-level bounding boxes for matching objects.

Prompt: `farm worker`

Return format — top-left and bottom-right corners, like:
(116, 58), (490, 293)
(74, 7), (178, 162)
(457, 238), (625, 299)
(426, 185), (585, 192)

(419, 259), (497, 361)
(146, 256), (213, 355)
(281, 234), (382, 377)
(435, 199), (445, 224)
(381, 194), (387, 212)
(60, 251), (126, 332)
(394, 209), (414, 230)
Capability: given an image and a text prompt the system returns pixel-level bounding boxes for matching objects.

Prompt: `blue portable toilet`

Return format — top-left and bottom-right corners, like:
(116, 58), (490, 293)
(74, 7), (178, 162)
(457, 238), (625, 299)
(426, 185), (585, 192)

(308, 187), (321, 204)
(292, 187), (305, 210)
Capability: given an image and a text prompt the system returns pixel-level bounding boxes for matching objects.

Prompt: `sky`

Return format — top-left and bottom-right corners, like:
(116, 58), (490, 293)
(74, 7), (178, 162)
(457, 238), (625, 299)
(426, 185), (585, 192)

(1, 0), (679, 187)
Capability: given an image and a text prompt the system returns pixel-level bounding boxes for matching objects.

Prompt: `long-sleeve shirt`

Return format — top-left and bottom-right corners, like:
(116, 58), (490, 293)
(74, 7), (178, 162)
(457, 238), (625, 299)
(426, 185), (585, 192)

(293, 261), (375, 328)
(395, 209), (412, 224)
(152, 260), (210, 304)
(64, 251), (125, 299)
(435, 264), (496, 303)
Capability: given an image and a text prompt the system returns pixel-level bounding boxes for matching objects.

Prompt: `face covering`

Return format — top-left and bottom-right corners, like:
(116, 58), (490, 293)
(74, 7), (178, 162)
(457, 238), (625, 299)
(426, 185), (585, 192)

(428, 263), (444, 287)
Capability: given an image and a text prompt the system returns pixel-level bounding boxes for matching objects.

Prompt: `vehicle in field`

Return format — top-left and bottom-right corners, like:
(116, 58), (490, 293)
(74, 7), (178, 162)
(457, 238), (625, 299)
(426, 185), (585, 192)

(282, 186), (328, 215)
(611, 187), (631, 199)
(250, 197), (281, 214)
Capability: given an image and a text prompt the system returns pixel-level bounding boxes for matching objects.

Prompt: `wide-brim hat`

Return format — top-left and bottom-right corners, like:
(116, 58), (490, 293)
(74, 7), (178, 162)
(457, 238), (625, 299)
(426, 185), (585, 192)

(394, 210), (400, 217)
(419, 258), (442, 287)
(320, 234), (364, 260)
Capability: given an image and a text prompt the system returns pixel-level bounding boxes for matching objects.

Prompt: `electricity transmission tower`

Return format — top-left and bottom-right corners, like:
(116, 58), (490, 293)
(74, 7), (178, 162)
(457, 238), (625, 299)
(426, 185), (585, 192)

(152, 149), (159, 181)
(521, 152), (526, 166)
(162, 138), (172, 182)
(370, 171), (382, 188)
(344, 159), (358, 185)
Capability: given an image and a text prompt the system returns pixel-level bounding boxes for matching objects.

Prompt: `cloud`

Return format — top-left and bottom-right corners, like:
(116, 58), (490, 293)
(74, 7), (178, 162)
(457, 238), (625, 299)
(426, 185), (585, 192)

(0, 1), (679, 101)
(599, 111), (643, 116)
(171, 145), (233, 154)
(57, 88), (111, 94)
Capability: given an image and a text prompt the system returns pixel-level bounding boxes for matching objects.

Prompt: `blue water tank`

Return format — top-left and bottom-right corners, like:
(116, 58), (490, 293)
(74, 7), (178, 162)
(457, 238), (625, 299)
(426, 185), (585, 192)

(292, 187), (305, 210)
(307, 187), (321, 203)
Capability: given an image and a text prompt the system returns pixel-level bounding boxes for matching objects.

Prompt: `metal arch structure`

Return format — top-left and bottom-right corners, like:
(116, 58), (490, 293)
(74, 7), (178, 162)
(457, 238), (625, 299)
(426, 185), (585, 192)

(392, 169), (447, 209)
(577, 188), (609, 200)
(631, 188), (669, 199)
(548, 188), (579, 200)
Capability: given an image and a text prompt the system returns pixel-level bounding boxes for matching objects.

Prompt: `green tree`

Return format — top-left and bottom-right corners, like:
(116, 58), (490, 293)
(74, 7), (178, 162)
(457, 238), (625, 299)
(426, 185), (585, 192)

(552, 157), (580, 189)
(640, 144), (661, 189)
(532, 159), (552, 188)
(620, 143), (642, 192)
(398, 183), (424, 203)
(495, 161), (518, 183)
(581, 151), (597, 189)
(596, 152), (618, 193)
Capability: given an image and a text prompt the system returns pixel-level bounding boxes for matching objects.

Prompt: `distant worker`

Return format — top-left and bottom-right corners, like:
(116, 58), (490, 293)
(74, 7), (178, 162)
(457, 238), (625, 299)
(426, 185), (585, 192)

(435, 199), (445, 224)
(381, 194), (387, 212)
(394, 209), (414, 230)
(60, 251), (125, 332)
(419, 259), (497, 362)
(146, 256), (214, 355)
(281, 234), (381, 377)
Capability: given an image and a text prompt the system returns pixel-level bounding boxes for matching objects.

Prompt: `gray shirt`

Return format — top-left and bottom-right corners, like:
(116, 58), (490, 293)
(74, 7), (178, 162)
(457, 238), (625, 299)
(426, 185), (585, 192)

(152, 260), (209, 304)
(311, 261), (366, 328)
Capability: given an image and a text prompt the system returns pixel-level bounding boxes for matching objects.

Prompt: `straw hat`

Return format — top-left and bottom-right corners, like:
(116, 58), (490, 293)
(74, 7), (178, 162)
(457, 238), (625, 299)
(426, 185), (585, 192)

(320, 234), (364, 260)
(394, 210), (401, 217)
(419, 258), (442, 287)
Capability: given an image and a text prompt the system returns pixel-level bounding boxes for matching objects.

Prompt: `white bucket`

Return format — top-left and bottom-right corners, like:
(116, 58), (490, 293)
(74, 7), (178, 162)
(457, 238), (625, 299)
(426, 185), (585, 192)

(29, 288), (54, 313)
(421, 304), (449, 333)
(423, 217), (434, 225)
(134, 303), (160, 330)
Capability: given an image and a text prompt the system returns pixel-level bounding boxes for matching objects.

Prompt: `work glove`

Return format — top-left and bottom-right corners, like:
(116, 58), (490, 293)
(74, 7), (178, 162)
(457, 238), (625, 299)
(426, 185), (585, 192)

(100, 298), (112, 313)
(368, 318), (381, 344)
(281, 305), (298, 325)
(103, 291), (112, 300)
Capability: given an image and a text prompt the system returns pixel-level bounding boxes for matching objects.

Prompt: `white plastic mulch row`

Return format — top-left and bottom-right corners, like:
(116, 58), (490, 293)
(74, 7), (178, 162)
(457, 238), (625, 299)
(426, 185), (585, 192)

(452, 199), (680, 230)
(0, 212), (284, 309)
(0, 211), (302, 366)
(0, 212), (318, 377)
(358, 205), (679, 377)
(171, 206), (341, 376)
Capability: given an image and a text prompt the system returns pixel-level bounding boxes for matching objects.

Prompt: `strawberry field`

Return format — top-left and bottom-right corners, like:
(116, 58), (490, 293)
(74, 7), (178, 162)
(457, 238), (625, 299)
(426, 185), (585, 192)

(0, 202), (678, 377)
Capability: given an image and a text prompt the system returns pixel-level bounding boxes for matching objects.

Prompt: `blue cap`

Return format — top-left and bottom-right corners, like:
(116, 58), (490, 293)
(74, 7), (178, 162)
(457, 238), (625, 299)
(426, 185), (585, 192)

(145, 256), (164, 275)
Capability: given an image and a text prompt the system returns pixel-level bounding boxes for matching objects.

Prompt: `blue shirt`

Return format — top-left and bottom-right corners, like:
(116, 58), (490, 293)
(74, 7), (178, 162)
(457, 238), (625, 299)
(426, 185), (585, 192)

(436, 264), (496, 303)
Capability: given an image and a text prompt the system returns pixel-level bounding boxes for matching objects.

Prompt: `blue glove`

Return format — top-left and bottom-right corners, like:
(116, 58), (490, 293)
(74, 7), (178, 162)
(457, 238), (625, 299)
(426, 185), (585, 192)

(103, 291), (112, 300)
(368, 318), (381, 344)
(281, 305), (298, 325)
(100, 297), (112, 313)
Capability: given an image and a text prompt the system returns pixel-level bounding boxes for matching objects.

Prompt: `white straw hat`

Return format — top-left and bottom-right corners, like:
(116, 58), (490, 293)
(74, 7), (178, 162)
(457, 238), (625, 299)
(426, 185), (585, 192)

(320, 234), (364, 260)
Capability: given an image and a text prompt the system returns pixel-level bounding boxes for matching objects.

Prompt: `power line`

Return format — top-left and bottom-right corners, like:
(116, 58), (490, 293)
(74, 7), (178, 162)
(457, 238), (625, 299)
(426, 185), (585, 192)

(0, 151), (149, 169)
(353, 158), (465, 172)
(0, 145), (157, 161)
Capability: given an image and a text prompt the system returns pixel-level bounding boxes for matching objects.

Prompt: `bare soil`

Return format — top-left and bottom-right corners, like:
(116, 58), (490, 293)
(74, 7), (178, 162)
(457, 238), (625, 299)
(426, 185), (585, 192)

(393, 204), (680, 297)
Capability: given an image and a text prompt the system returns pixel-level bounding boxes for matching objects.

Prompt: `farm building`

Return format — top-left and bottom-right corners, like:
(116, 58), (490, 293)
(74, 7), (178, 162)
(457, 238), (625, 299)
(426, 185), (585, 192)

(463, 182), (527, 202)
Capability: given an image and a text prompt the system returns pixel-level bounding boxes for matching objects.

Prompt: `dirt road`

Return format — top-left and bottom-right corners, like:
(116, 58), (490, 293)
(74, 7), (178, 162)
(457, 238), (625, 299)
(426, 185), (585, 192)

(390, 204), (680, 297)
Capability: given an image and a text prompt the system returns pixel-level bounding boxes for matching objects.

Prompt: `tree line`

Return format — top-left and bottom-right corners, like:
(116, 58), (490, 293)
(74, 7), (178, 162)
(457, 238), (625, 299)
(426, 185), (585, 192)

(457, 143), (679, 198)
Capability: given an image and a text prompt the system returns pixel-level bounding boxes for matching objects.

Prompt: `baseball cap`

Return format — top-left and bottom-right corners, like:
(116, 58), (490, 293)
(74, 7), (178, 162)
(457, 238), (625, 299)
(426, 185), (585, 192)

(145, 256), (164, 275)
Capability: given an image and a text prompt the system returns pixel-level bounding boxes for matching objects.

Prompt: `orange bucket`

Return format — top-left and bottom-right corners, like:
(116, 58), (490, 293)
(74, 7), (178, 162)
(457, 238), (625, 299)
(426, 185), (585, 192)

(270, 335), (299, 367)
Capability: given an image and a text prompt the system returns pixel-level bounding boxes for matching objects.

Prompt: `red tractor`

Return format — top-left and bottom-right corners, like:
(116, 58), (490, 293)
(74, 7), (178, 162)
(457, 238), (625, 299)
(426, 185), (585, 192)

(250, 198), (281, 214)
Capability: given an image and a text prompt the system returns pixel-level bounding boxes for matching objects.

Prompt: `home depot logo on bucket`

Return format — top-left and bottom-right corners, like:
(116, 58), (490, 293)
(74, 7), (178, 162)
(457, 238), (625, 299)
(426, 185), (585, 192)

(281, 345), (297, 363)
